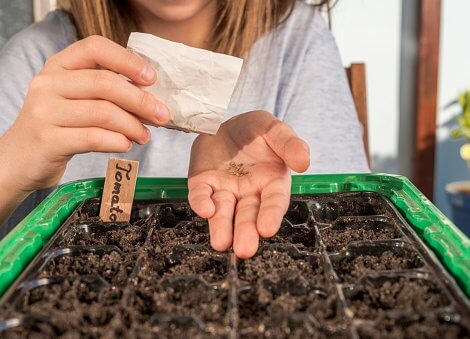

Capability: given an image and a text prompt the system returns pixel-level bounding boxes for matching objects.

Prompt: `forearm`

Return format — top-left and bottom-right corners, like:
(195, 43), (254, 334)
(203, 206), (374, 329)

(0, 136), (31, 225)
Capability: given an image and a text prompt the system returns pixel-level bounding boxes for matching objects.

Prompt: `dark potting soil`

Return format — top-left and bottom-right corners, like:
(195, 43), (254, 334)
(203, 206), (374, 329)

(125, 278), (229, 337)
(135, 248), (228, 283)
(321, 219), (401, 252)
(237, 247), (324, 287)
(157, 204), (202, 228)
(144, 324), (216, 339)
(137, 222), (226, 282)
(261, 221), (316, 251)
(0, 321), (60, 339)
(2, 194), (468, 338)
(166, 253), (228, 282)
(333, 250), (424, 283)
(76, 200), (101, 222)
(348, 277), (450, 319)
(17, 279), (102, 316)
(154, 222), (210, 249)
(151, 280), (227, 323)
(356, 313), (469, 339)
(284, 201), (310, 225)
(237, 278), (338, 329)
(61, 223), (150, 252)
(9, 277), (228, 338)
(40, 251), (132, 286)
(237, 288), (319, 338)
(11, 279), (128, 337)
(311, 194), (388, 223)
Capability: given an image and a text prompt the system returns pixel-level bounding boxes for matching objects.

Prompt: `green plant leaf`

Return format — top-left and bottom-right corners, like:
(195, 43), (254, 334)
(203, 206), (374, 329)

(451, 90), (470, 134)
(459, 90), (470, 116)
(451, 129), (462, 139)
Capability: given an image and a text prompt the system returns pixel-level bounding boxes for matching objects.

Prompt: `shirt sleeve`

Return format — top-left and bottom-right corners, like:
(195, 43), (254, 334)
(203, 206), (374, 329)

(281, 10), (370, 174)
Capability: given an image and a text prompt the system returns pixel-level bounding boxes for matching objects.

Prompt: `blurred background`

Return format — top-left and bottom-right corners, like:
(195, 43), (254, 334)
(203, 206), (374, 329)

(329, 0), (470, 224)
(1, 0), (469, 232)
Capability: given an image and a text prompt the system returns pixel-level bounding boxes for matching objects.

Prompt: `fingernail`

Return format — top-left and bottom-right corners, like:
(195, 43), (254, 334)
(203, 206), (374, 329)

(155, 104), (170, 124)
(141, 65), (156, 83)
(142, 128), (151, 143)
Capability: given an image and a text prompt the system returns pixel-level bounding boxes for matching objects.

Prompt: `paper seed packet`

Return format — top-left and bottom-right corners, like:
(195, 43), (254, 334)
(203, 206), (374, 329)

(127, 32), (243, 135)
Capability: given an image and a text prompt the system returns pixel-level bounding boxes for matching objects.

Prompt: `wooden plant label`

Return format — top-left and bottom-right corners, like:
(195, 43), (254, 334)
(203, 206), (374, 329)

(99, 158), (139, 222)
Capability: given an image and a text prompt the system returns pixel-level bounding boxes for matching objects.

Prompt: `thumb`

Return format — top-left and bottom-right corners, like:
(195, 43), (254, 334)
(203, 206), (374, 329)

(264, 119), (310, 173)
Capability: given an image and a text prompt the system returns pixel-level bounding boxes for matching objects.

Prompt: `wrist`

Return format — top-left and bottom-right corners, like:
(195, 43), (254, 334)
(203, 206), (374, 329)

(0, 161), (31, 225)
(0, 133), (33, 224)
(0, 169), (30, 201)
(0, 133), (33, 201)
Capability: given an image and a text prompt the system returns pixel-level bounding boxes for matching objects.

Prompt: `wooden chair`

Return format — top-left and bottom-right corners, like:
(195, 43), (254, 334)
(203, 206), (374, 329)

(345, 63), (370, 165)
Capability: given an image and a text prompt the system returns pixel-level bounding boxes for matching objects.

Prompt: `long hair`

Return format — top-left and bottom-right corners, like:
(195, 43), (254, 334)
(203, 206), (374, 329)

(58, 0), (330, 58)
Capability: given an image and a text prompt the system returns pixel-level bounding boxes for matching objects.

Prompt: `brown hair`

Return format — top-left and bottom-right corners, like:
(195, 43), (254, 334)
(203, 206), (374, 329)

(58, 0), (330, 58)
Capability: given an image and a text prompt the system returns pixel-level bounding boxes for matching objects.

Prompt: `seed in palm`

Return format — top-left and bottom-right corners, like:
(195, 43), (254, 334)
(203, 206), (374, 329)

(226, 162), (253, 177)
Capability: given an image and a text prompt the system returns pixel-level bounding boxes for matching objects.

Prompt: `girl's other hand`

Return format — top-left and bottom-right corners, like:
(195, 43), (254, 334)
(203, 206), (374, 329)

(0, 35), (170, 195)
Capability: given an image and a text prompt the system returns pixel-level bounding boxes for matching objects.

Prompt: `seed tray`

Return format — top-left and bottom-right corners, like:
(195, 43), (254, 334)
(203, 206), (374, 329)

(0, 190), (469, 338)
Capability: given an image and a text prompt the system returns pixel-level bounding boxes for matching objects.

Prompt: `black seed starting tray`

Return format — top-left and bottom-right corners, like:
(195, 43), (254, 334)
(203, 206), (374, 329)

(0, 192), (469, 338)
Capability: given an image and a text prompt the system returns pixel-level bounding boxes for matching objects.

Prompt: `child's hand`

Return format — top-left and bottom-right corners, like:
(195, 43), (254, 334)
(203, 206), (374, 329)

(188, 111), (310, 258)
(0, 35), (170, 194)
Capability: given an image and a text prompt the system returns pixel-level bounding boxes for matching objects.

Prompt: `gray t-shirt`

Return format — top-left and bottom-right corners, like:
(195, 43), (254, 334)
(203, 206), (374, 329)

(0, 2), (369, 235)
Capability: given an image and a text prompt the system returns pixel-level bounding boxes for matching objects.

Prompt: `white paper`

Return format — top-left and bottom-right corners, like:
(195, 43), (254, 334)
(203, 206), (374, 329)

(127, 32), (243, 135)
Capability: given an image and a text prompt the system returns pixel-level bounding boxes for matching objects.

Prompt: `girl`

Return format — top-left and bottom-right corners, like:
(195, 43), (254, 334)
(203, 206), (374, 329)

(0, 0), (369, 258)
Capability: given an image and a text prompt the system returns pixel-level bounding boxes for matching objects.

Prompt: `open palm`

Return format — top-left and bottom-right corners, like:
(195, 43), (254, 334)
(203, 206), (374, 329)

(188, 111), (310, 258)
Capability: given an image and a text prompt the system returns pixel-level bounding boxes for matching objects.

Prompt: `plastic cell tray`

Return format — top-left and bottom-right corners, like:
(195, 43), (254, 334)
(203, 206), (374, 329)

(0, 174), (468, 337)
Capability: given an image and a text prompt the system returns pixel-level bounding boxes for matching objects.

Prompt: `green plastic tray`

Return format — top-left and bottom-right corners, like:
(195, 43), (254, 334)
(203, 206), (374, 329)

(0, 173), (468, 298)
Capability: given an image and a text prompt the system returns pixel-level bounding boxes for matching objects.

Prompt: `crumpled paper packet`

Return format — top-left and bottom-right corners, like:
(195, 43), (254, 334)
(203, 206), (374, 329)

(127, 32), (243, 135)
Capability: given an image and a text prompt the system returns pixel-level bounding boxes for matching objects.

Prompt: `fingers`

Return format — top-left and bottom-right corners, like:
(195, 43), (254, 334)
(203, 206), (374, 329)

(52, 99), (151, 145)
(208, 191), (236, 252)
(50, 69), (169, 125)
(188, 182), (215, 218)
(233, 195), (260, 259)
(55, 127), (132, 156)
(257, 177), (291, 238)
(264, 119), (310, 173)
(46, 35), (156, 85)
